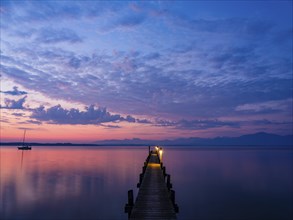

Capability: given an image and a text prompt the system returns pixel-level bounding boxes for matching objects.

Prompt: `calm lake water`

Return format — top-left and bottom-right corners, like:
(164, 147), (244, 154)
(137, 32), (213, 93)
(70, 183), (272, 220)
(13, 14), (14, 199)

(0, 146), (292, 220)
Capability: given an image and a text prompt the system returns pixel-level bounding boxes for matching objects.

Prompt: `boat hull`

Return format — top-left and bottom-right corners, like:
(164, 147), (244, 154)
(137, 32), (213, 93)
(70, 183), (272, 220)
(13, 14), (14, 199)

(18, 147), (32, 150)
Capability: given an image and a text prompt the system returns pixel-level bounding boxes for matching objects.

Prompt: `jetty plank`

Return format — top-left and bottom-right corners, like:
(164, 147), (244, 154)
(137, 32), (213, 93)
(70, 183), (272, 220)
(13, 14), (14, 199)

(129, 150), (177, 220)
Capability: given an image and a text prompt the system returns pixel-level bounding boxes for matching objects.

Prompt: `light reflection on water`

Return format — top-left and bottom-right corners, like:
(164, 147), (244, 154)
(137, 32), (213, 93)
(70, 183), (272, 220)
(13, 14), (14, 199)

(0, 146), (292, 220)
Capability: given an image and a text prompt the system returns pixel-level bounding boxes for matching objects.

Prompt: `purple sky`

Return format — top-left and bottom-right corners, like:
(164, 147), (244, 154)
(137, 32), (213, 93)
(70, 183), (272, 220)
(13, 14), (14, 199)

(0, 1), (292, 142)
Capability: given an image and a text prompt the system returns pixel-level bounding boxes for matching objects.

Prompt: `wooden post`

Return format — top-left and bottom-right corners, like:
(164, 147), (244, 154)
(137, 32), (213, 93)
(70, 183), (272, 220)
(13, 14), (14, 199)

(167, 174), (172, 190)
(170, 190), (175, 204)
(137, 173), (143, 187)
(148, 146), (150, 154)
(128, 190), (134, 206)
(125, 189), (134, 215)
(162, 166), (166, 177)
(170, 190), (179, 213)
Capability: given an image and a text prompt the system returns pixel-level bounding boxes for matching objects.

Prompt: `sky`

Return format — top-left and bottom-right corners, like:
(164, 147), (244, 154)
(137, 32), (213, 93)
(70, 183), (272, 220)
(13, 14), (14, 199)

(0, 0), (292, 143)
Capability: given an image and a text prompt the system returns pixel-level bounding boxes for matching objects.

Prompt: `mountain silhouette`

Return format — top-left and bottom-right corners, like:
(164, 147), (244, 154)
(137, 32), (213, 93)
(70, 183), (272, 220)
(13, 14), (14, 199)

(93, 132), (293, 146)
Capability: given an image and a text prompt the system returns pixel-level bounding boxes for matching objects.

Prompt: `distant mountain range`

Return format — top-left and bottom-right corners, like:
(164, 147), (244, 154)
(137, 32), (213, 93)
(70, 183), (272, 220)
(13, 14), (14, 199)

(92, 132), (293, 146)
(1, 132), (292, 146)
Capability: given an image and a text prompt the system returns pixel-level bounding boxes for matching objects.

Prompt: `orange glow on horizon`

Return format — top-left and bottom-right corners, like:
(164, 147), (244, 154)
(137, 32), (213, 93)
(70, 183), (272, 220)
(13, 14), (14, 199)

(1, 119), (183, 143)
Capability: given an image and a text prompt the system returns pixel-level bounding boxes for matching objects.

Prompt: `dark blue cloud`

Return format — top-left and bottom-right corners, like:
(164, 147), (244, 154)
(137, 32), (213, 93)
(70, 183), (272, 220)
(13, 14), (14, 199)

(1, 86), (28, 96)
(235, 99), (293, 115)
(31, 105), (121, 125)
(143, 52), (161, 60)
(12, 113), (25, 117)
(155, 119), (240, 130)
(35, 28), (82, 44)
(252, 119), (292, 126)
(30, 104), (150, 125)
(175, 119), (240, 130)
(170, 15), (274, 37)
(124, 115), (136, 123)
(136, 119), (152, 124)
(101, 124), (122, 129)
(26, 120), (42, 125)
(117, 14), (146, 27)
(2, 96), (27, 109)
(32, 2), (83, 20)
(101, 13), (146, 32)
(68, 57), (82, 69)
(1, 1), (92, 23)
(17, 127), (35, 131)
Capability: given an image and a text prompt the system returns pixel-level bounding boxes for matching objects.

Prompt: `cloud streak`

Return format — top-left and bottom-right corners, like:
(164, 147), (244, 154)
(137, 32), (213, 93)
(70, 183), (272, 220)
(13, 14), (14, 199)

(235, 99), (293, 114)
(35, 28), (82, 44)
(156, 119), (240, 130)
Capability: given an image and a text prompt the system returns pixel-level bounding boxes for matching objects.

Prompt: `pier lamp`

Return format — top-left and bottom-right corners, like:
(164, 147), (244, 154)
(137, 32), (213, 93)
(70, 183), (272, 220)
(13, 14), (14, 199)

(159, 148), (163, 162)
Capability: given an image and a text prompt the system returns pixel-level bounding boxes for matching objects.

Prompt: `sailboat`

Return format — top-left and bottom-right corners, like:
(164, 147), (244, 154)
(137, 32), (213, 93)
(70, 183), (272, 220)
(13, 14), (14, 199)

(18, 129), (32, 150)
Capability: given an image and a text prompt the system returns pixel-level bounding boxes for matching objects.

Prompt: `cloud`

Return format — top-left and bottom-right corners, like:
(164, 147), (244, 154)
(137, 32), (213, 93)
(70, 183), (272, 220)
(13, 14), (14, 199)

(35, 27), (82, 44)
(1, 86), (28, 96)
(101, 124), (122, 129)
(100, 12), (146, 32)
(17, 127), (35, 131)
(155, 119), (240, 130)
(251, 119), (292, 126)
(116, 14), (146, 27)
(123, 115), (136, 123)
(1, 1), (291, 133)
(136, 119), (152, 124)
(12, 113), (25, 117)
(1, 41), (292, 121)
(143, 52), (160, 60)
(176, 119), (240, 130)
(2, 96), (27, 109)
(26, 119), (42, 125)
(30, 105), (120, 125)
(155, 119), (176, 127)
(235, 99), (293, 114)
(30, 104), (150, 125)
(0, 1), (103, 24)
(169, 15), (274, 37)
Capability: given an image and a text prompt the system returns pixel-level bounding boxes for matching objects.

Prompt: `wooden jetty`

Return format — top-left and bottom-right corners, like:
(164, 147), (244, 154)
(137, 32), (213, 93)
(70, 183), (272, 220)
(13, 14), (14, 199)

(125, 146), (178, 219)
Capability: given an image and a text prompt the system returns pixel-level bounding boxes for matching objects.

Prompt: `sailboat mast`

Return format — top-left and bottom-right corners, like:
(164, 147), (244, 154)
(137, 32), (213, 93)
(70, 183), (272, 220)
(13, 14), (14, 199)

(22, 129), (26, 145)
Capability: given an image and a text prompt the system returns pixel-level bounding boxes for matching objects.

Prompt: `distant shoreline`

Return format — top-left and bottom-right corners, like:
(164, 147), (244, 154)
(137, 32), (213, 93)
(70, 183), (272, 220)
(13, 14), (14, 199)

(1, 142), (292, 148)
(1, 132), (292, 147)
(0, 142), (101, 147)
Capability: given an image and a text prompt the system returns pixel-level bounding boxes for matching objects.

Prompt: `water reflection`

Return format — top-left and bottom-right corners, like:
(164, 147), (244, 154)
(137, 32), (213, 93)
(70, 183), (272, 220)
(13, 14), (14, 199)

(163, 148), (293, 220)
(0, 147), (147, 220)
(0, 147), (292, 220)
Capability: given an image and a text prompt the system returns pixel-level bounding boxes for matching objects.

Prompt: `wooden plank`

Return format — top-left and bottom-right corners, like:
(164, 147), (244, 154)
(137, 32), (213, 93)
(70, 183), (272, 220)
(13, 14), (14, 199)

(129, 151), (177, 220)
